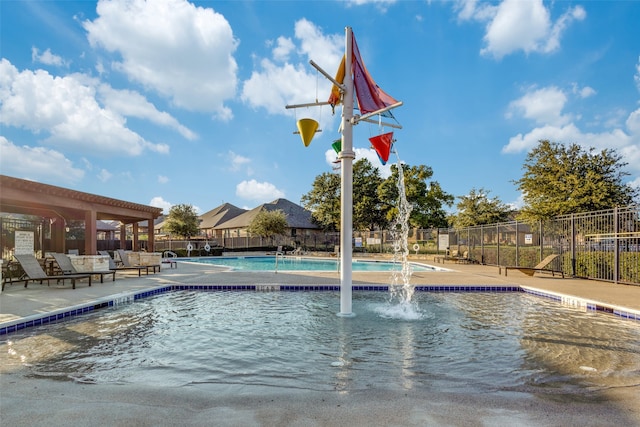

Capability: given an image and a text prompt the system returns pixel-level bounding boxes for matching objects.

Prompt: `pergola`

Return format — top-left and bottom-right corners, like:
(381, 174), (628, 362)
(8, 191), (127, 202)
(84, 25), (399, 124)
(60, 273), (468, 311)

(0, 175), (163, 254)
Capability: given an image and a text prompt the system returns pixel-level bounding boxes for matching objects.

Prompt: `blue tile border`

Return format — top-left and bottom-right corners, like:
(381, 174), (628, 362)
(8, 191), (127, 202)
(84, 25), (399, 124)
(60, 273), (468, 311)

(1, 283), (638, 335)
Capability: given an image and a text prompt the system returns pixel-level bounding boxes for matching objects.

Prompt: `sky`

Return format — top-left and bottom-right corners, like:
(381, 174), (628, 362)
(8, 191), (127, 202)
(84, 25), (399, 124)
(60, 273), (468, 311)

(1, 0), (639, 216)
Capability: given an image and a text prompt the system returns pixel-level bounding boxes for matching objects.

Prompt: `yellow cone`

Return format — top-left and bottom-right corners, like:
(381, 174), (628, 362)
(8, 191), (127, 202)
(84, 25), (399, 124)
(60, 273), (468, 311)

(297, 118), (319, 147)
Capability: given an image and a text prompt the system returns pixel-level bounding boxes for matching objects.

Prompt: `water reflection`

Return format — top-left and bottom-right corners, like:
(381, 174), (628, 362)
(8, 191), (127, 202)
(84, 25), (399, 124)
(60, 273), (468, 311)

(0, 291), (638, 397)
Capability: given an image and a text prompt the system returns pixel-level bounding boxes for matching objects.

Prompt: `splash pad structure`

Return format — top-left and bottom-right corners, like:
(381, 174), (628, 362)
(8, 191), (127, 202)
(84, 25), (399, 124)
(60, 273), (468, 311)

(286, 27), (403, 316)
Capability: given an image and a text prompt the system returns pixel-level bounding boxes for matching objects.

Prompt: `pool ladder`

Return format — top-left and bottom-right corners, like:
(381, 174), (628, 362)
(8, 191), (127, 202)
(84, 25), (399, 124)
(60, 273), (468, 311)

(274, 250), (284, 274)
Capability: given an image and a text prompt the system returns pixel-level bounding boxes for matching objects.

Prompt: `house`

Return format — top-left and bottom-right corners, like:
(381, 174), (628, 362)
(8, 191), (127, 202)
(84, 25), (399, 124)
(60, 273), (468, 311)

(213, 199), (321, 244)
(198, 203), (247, 240)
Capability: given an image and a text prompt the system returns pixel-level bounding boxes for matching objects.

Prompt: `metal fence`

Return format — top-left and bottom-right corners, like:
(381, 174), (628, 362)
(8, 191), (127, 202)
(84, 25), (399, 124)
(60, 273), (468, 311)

(438, 206), (639, 285)
(2, 206), (638, 285)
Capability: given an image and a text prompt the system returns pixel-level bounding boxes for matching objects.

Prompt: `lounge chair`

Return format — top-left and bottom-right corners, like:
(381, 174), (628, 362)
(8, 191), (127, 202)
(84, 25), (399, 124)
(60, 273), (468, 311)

(99, 251), (152, 276)
(117, 249), (160, 274)
(51, 252), (115, 283)
(504, 254), (564, 278)
(444, 250), (473, 263)
(162, 251), (178, 269)
(13, 254), (92, 289)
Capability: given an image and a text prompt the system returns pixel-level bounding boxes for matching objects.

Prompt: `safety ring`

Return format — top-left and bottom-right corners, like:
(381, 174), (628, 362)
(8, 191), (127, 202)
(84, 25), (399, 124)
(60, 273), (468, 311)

(204, 244), (211, 251)
(413, 243), (420, 252)
(186, 244), (193, 251)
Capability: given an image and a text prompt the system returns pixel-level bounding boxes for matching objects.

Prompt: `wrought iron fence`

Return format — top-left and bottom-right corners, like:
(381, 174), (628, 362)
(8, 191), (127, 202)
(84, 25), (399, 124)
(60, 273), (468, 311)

(432, 206), (639, 285)
(2, 206), (638, 284)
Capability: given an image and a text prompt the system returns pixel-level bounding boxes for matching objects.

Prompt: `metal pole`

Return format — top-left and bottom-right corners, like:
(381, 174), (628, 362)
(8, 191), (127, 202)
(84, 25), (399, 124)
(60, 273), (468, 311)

(339, 27), (355, 316)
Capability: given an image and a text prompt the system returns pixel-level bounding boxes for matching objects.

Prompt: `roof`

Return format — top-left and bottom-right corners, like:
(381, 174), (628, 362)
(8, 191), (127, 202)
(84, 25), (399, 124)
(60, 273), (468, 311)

(199, 203), (247, 229)
(215, 198), (319, 230)
(0, 174), (163, 223)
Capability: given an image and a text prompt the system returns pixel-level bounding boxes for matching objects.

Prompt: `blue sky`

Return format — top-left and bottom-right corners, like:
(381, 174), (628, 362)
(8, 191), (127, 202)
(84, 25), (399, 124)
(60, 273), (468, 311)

(1, 0), (639, 215)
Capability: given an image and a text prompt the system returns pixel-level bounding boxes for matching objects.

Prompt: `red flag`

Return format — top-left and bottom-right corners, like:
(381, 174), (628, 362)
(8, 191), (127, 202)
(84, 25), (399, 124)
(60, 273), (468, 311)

(351, 35), (398, 115)
(369, 132), (394, 164)
(327, 33), (398, 116)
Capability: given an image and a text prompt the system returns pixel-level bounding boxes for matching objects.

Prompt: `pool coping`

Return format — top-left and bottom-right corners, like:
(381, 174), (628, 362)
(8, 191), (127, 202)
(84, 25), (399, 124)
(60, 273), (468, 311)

(1, 283), (638, 335)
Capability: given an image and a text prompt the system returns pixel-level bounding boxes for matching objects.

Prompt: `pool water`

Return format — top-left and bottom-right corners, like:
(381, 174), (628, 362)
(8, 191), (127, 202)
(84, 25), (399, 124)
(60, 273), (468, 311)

(2, 291), (639, 397)
(186, 256), (437, 272)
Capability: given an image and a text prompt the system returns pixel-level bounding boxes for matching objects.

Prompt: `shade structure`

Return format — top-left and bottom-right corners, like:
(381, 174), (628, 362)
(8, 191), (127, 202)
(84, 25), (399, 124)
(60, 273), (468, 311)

(369, 131), (394, 164)
(297, 118), (319, 147)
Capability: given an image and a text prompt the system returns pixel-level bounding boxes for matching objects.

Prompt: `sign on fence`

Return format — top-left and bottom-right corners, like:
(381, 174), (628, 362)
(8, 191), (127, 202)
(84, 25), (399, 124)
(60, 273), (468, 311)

(438, 234), (449, 251)
(15, 230), (34, 255)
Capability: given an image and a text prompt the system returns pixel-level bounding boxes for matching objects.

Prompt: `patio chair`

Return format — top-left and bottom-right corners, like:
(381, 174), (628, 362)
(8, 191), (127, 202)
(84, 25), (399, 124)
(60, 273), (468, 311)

(504, 254), (564, 278)
(117, 249), (160, 274)
(13, 254), (92, 289)
(162, 251), (178, 269)
(51, 253), (115, 283)
(99, 251), (152, 276)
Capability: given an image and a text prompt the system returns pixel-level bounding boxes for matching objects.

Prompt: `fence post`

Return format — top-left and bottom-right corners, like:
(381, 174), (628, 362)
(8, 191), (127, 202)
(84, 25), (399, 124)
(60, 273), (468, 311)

(539, 220), (543, 263)
(481, 225), (484, 264)
(571, 214), (576, 276)
(614, 206), (619, 284)
(515, 220), (519, 266)
(496, 223), (500, 266)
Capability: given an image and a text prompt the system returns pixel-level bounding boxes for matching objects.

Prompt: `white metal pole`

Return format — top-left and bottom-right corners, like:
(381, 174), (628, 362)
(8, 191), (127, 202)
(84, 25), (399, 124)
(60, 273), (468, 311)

(339, 27), (355, 316)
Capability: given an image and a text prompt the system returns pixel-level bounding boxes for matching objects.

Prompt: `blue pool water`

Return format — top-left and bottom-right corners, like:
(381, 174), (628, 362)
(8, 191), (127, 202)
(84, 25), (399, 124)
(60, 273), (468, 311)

(185, 256), (438, 272)
(2, 291), (639, 396)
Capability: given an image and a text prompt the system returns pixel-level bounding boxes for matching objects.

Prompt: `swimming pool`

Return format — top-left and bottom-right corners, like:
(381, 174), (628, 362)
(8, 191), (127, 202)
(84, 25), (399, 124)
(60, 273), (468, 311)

(3, 290), (638, 396)
(185, 256), (439, 272)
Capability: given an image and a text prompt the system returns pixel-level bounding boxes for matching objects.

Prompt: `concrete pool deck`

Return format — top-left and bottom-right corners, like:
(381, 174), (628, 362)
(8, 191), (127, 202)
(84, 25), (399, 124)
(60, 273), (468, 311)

(1, 256), (639, 325)
(1, 256), (639, 426)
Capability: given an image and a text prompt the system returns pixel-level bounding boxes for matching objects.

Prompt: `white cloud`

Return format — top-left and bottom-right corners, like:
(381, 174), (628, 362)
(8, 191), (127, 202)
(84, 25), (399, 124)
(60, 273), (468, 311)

(227, 151), (251, 172)
(149, 196), (173, 214)
(503, 97), (640, 180)
(456, 0), (497, 22)
(572, 83), (596, 99)
(457, 0), (585, 59)
(0, 59), (170, 156)
(0, 136), (84, 184)
(241, 19), (342, 117)
(158, 175), (169, 184)
(236, 179), (285, 203)
(324, 147), (393, 178)
(635, 56), (640, 92)
(31, 47), (68, 67)
(97, 168), (112, 182)
(83, 0), (238, 120)
(506, 86), (570, 126)
(272, 36), (295, 62)
(347, 0), (397, 12)
(97, 84), (197, 140)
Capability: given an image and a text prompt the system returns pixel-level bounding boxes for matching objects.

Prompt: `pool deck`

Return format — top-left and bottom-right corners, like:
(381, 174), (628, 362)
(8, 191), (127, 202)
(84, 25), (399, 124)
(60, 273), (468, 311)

(2, 256), (640, 427)
(1, 255), (638, 330)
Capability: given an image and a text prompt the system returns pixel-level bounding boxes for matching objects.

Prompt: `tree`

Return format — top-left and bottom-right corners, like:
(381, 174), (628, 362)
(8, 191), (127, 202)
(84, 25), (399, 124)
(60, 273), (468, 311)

(300, 171), (341, 231)
(246, 209), (288, 242)
(449, 188), (512, 229)
(378, 163), (454, 228)
(515, 140), (638, 222)
(353, 159), (387, 230)
(165, 204), (200, 239)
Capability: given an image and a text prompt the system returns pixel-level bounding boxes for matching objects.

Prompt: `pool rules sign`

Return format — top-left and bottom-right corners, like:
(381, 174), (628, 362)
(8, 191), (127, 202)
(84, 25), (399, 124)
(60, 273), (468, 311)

(15, 230), (34, 255)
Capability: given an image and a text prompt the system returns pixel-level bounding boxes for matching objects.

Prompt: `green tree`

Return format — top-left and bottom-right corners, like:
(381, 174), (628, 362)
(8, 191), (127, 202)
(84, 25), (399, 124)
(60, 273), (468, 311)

(449, 188), (512, 228)
(353, 159), (387, 230)
(378, 163), (454, 228)
(300, 171), (341, 231)
(165, 204), (200, 239)
(246, 209), (288, 241)
(515, 140), (638, 222)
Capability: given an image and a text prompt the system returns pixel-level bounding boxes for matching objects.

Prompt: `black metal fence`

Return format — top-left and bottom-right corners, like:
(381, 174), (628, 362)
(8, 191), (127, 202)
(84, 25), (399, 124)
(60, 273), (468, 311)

(2, 206), (638, 285)
(437, 206), (639, 285)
